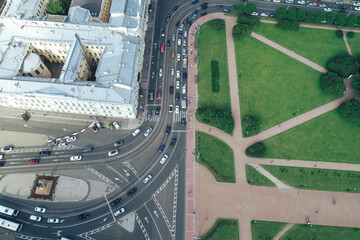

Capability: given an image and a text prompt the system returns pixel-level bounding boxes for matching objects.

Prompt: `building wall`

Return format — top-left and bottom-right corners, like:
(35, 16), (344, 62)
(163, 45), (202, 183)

(78, 58), (91, 81)
(29, 42), (70, 63)
(34, 0), (49, 18)
(22, 61), (52, 78)
(101, 0), (112, 23)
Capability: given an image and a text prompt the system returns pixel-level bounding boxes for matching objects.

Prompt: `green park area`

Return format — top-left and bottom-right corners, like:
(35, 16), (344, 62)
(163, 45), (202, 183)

(200, 219), (239, 240)
(195, 131), (235, 183)
(253, 23), (348, 67)
(246, 165), (276, 187)
(251, 221), (286, 240)
(346, 32), (360, 56)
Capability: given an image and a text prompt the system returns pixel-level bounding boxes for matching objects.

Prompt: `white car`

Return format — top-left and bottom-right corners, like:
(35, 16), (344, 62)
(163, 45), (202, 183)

(355, 7), (360, 11)
(297, 0), (305, 4)
(353, 2), (360, 6)
(143, 174), (153, 183)
(132, 128), (141, 136)
(182, 85), (186, 95)
(113, 207), (125, 217)
(159, 68), (163, 78)
(34, 206), (46, 213)
(261, 13), (269, 17)
(176, 53), (181, 61)
(144, 127), (153, 137)
(113, 122), (120, 130)
(184, 31), (188, 38)
(169, 105), (173, 113)
(108, 150), (119, 157)
(192, 14), (197, 19)
(182, 48), (186, 56)
(285, 0), (293, 3)
(66, 136), (77, 142)
(179, 24), (184, 31)
(183, 40), (187, 46)
(176, 70), (180, 78)
(30, 215), (42, 222)
(308, 2), (317, 6)
(160, 154), (168, 164)
(176, 81), (180, 89)
(47, 218), (60, 223)
(335, 0), (343, 4)
(171, 68), (175, 76)
(324, 7), (332, 12)
(175, 105), (179, 114)
(178, 39), (181, 46)
(251, 12), (259, 16)
(319, 3), (326, 7)
(273, 0), (280, 2)
(1, 147), (13, 152)
(172, 34), (176, 41)
(70, 155), (82, 161)
(58, 142), (69, 148)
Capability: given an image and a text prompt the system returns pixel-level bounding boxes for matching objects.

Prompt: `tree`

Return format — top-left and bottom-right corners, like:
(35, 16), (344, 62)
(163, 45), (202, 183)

(327, 54), (360, 78)
(245, 142), (266, 157)
(358, 16), (360, 26)
(210, 19), (225, 30)
(234, 3), (245, 14)
(347, 31), (355, 39)
(276, 8), (287, 20)
(242, 115), (261, 137)
(46, 0), (71, 15)
(352, 76), (360, 94)
(339, 99), (360, 124)
(320, 72), (346, 97)
(335, 13), (347, 26)
(276, 19), (300, 31)
(296, 10), (305, 22)
(244, 3), (256, 15)
(233, 24), (252, 39)
(325, 12), (336, 24)
(305, 11), (316, 23)
(346, 14), (357, 27)
(335, 30), (343, 39)
(237, 15), (260, 26)
(315, 12), (326, 23)
(286, 9), (297, 21)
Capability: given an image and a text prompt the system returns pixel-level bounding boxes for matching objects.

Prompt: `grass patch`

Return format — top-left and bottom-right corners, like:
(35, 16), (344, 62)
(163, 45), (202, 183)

(262, 165), (360, 193)
(263, 109), (360, 163)
(211, 60), (220, 92)
(195, 131), (235, 183)
(251, 220), (286, 240)
(246, 165), (276, 187)
(346, 32), (360, 56)
(253, 22), (348, 67)
(280, 224), (360, 240)
(196, 19), (231, 112)
(200, 219), (239, 240)
(233, 36), (335, 132)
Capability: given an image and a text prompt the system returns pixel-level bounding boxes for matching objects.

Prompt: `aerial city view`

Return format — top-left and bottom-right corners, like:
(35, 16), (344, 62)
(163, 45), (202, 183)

(0, 0), (359, 239)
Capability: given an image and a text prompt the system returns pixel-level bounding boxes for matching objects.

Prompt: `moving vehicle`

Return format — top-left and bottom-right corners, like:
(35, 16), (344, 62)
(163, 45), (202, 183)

(91, 124), (99, 132)
(58, 142), (69, 148)
(82, 146), (94, 152)
(324, 7), (332, 11)
(170, 138), (177, 146)
(114, 207), (125, 217)
(39, 150), (51, 156)
(79, 212), (90, 220)
(175, 92), (180, 101)
(47, 218), (60, 223)
(143, 174), (152, 183)
(111, 197), (122, 206)
(159, 68), (163, 78)
(158, 145), (165, 153)
(66, 136), (77, 142)
(183, 58), (187, 69)
(171, 68), (175, 75)
(178, 39), (181, 46)
(160, 45), (165, 53)
(127, 187), (137, 196)
(285, 0), (294, 3)
(0, 218), (23, 231)
(160, 154), (168, 164)
(70, 155), (82, 161)
(169, 86), (174, 95)
(182, 85), (186, 95)
(191, 0), (199, 4)
(157, 91), (162, 99)
(181, 117), (186, 126)
(0, 204), (19, 216)
(1, 147), (12, 152)
(29, 215), (42, 222)
(171, 51), (175, 58)
(113, 122), (120, 130)
(176, 70), (180, 78)
(147, 110), (152, 119)
(34, 206), (46, 213)
(176, 81), (180, 89)
(223, 8), (232, 12)
(165, 126), (171, 134)
(132, 128), (141, 136)
(155, 107), (160, 115)
(144, 127), (153, 137)
(177, 53), (181, 61)
(169, 105), (173, 113)
(22, 113), (29, 122)
(108, 150), (119, 157)
(114, 140), (124, 147)
(161, 29), (165, 37)
(149, 92), (154, 101)
(28, 159), (39, 165)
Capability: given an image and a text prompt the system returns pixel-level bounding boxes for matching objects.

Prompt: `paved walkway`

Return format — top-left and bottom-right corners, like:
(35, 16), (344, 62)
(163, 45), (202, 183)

(248, 164), (291, 189)
(191, 15), (360, 240)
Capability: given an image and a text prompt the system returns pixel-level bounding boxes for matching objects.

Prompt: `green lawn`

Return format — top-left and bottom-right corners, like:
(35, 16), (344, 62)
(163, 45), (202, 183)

(262, 165), (360, 193)
(253, 23), (348, 67)
(346, 32), (360, 56)
(280, 224), (360, 240)
(196, 19), (231, 112)
(246, 165), (276, 187)
(251, 220), (286, 240)
(263, 109), (360, 163)
(196, 132), (235, 183)
(233, 36), (335, 133)
(200, 219), (239, 240)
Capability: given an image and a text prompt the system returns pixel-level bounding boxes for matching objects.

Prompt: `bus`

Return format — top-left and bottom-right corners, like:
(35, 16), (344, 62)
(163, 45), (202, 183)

(0, 205), (19, 217)
(0, 218), (23, 231)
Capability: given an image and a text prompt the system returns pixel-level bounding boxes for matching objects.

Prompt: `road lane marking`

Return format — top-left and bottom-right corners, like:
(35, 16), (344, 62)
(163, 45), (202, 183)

(104, 195), (116, 222)
(146, 204), (163, 240)
(123, 161), (140, 179)
(106, 164), (128, 183)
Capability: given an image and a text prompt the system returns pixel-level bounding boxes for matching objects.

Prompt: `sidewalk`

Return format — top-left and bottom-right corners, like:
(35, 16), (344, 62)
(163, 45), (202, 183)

(0, 130), (47, 147)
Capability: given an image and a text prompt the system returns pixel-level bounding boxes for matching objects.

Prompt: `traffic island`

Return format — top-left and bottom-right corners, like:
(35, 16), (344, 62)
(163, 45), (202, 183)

(29, 175), (59, 200)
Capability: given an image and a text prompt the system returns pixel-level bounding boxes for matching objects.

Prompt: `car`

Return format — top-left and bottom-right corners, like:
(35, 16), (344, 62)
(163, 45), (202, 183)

(169, 86), (174, 95)
(147, 109), (153, 120)
(114, 140), (124, 147)
(178, 31), (182, 37)
(183, 72), (187, 80)
(176, 54), (181, 61)
(176, 81), (180, 89)
(166, 40), (170, 47)
(175, 105), (179, 114)
(30, 215), (42, 222)
(273, 0), (280, 2)
(149, 92), (154, 101)
(160, 154), (168, 164)
(113, 122), (120, 130)
(82, 146), (94, 152)
(92, 124), (99, 132)
(191, 0), (199, 4)
(201, 5), (207, 10)
(183, 18), (189, 24)
(182, 48), (186, 56)
(308, 2), (317, 6)
(355, 6), (360, 10)
(319, 3), (326, 7)
(171, 68), (175, 76)
(127, 187), (137, 196)
(165, 126), (171, 134)
(1, 147), (12, 152)
(182, 85), (186, 95)
(155, 107), (160, 115)
(181, 117), (186, 126)
(70, 155), (82, 161)
(200, 12), (207, 16)
(172, 34), (176, 41)
(176, 21), (180, 27)
(170, 138), (177, 146)
(108, 150), (119, 157)
(157, 91), (162, 99)
(324, 7), (332, 11)
(176, 70), (180, 78)
(113, 207), (125, 217)
(339, 5), (346, 9)
(175, 92), (180, 101)
(291, 6), (299, 10)
(184, 31), (188, 38)
(161, 29), (165, 37)
(66, 136), (77, 142)
(270, 13), (276, 18)
(201, 2), (208, 6)
(39, 150), (51, 156)
(187, 21), (192, 27)
(169, 105), (173, 113)
(47, 218), (60, 223)
(183, 40), (187, 46)
(79, 212), (90, 220)
(48, 140), (57, 147)
(132, 128), (141, 136)
(179, 24), (184, 31)
(0, 154), (4, 160)
(223, 8), (231, 13)
(28, 159), (39, 165)
(159, 68), (163, 78)
(160, 45), (165, 53)
(339, 8), (346, 13)
(144, 127), (153, 137)
(261, 13), (269, 17)
(143, 174), (152, 183)
(22, 113), (29, 122)
(95, 122), (101, 129)
(177, 39), (181, 46)
(335, 0), (343, 4)
(251, 12), (258, 16)
(285, 0), (294, 3)
(353, 2), (360, 6)
(35, 206), (46, 213)
(192, 14), (197, 19)
(110, 197), (122, 206)
(158, 145), (165, 153)
(297, 0), (305, 4)
(165, 15), (171, 22)
(58, 142), (69, 148)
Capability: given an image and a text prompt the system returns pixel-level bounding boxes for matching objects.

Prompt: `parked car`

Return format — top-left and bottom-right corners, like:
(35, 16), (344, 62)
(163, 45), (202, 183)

(160, 45), (165, 53)
(92, 124), (99, 132)
(143, 174), (152, 183)
(324, 7), (332, 11)
(308, 2), (317, 6)
(353, 2), (360, 6)
(285, 0), (294, 3)
(111, 197), (122, 206)
(66, 136), (77, 142)
(261, 12), (269, 17)
(251, 12), (259, 16)
(108, 150), (119, 157)
(319, 3), (326, 7)
(177, 53), (181, 61)
(175, 92), (180, 101)
(35, 206), (46, 213)
(39, 150), (51, 156)
(114, 207), (125, 217)
(169, 105), (173, 113)
(297, 0), (305, 4)
(22, 113), (29, 122)
(147, 110), (153, 119)
(335, 0), (343, 4)
(1, 146), (12, 152)
(200, 12), (207, 16)
(58, 142), (69, 148)
(176, 70), (180, 78)
(175, 105), (179, 114)
(70, 155), (82, 161)
(144, 127), (153, 137)
(160, 154), (168, 164)
(355, 6), (360, 10)
(176, 81), (180, 89)
(132, 128), (141, 136)
(187, 21), (192, 27)
(113, 122), (120, 130)
(114, 140), (124, 147)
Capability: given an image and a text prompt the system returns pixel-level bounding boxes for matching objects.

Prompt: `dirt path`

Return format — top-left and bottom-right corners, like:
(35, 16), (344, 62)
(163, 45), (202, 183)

(274, 223), (294, 240)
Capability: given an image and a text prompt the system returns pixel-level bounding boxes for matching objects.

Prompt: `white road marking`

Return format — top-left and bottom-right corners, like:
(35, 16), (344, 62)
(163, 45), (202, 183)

(106, 164), (128, 183)
(146, 205), (163, 240)
(104, 195), (116, 222)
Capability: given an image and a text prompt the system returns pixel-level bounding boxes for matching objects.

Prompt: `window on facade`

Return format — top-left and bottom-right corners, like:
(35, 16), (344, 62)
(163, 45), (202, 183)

(40, 64), (44, 70)
(35, 70), (40, 75)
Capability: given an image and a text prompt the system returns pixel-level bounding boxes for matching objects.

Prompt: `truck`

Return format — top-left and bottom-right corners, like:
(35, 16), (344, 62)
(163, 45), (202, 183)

(181, 98), (187, 109)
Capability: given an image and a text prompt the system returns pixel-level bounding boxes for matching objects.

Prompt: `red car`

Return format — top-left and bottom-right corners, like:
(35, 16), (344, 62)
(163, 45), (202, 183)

(157, 91), (162, 99)
(28, 159), (39, 165)
(160, 45), (165, 53)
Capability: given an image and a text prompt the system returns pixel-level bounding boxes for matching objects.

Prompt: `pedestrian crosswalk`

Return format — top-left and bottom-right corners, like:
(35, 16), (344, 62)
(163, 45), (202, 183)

(146, 110), (187, 122)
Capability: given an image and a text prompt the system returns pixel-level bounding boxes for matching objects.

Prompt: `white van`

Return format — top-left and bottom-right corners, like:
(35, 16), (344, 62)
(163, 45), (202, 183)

(30, 215), (42, 222)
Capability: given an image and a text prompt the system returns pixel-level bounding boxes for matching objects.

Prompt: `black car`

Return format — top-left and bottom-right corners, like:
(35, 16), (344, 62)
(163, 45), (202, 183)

(92, 124), (99, 133)
(175, 92), (180, 101)
(181, 117), (186, 126)
(201, 5), (207, 10)
(166, 40), (171, 47)
(172, 5), (179, 11)
(165, 126), (171, 134)
(161, 29), (165, 37)
(82, 146), (94, 153)
(166, 15), (171, 22)
(187, 21), (192, 27)
(170, 138), (177, 146)
(178, 31), (182, 37)
(79, 212), (90, 220)
(169, 86), (174, 95)
(183, 72), (187, 80)
(183, 18), (189, 24)
(39, 150), (51, 156)
(201, 2), (208, 6)
(339, 9), (346, 13)
(110, 197), (122, 206)
(155, 107), (160, 115)
(339, 5), (346, 9)
(176, 21), (180, 27)
(127, 187), (137, 196)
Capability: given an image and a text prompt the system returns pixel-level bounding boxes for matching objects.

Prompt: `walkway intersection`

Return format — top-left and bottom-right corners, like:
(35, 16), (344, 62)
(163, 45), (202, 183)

(184, 14), (360, 240)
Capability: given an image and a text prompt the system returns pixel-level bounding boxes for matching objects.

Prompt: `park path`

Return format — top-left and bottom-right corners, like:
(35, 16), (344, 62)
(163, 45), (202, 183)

(248, 164), (291, 189)
(273, 223), (294, 240)
(190, 15), (360, 240)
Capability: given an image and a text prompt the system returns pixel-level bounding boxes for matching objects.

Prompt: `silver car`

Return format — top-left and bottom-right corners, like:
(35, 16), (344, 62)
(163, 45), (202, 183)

(144, 127), (153, 137)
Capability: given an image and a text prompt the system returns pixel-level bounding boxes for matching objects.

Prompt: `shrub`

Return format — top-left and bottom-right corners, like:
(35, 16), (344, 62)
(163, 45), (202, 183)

(244, 3), (256, 15)
(237, 15), (260, 26)
(210, 19), (225, 30)
(276, 19), (299, 31)
(339, 99), (360, 124)
(335, 30), (343, 39)
(315, 11), (326, 23)
(242, 115), (261, 137)
(346, 15), (357, 27)
(197, 107), (234, 134)
(352, 76), (360, 94)
(335, 13), (347, 26)
(305, 11), (316, 23)
(245, 142), (266, 157)
(232, 24), (252, 39)
(210, 60), (220, 92)
(320, 72), (346, 97)
(347, 31), (355, 39)
(276, 8), (287, 20)
(327, 54), (359, 78)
